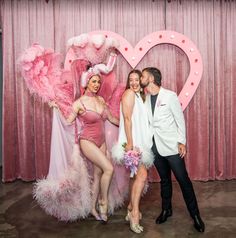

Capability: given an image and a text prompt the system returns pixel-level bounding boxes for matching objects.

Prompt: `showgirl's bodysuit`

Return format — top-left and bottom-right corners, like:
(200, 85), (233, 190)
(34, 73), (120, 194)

(78, 101), (108, 147)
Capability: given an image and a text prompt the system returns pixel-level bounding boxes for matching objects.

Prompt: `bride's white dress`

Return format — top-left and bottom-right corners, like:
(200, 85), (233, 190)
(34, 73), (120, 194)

(112, 92), (154, 168)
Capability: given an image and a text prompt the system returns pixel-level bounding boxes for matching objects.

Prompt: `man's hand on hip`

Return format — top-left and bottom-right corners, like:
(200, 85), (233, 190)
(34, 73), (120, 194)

(178, 143), (186, 158)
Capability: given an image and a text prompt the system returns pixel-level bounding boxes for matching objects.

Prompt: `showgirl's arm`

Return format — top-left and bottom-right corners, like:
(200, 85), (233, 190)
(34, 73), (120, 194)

(97, 96), (119, 126)
(67, 99), (83, 123)
(107, 109), (119, 126)
(122, 89), (135, 151)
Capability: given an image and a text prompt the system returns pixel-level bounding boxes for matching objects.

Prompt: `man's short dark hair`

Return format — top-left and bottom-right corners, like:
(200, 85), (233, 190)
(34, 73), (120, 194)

(142, 67), (162, 86)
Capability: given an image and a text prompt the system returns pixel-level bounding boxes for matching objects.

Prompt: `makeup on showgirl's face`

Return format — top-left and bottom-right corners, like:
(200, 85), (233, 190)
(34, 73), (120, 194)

(87, 75), (101, 93)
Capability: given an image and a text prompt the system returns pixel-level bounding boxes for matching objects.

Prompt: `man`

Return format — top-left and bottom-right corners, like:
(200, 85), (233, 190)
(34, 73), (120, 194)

(141, 67), (205, 232)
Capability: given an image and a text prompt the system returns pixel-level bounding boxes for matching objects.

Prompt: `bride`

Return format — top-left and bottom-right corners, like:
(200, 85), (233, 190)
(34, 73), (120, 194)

(112, 69), (154, 233)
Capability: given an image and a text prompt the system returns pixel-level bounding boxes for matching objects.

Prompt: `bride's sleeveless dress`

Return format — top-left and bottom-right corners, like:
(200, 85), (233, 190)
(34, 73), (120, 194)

(112, 93), (154, 168)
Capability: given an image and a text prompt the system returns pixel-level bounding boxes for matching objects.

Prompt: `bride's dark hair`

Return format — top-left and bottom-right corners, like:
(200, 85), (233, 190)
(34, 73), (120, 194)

(126, 69), (145, 102)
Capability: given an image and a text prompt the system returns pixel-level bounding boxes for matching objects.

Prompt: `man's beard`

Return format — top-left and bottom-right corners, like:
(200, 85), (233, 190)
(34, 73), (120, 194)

(140, 80), (149, 88)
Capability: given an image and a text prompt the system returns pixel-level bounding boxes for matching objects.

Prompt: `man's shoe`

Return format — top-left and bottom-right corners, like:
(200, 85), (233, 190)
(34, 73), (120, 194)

(193, 214), (205, 232)
(155, 209), (172, 224)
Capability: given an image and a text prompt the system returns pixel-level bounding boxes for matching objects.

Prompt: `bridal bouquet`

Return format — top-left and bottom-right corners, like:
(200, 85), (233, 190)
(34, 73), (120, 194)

(122, 143), (142, 177)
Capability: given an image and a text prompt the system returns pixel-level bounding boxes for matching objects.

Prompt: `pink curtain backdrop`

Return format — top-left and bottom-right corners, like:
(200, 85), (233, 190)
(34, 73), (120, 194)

(1, 0), (236, 182)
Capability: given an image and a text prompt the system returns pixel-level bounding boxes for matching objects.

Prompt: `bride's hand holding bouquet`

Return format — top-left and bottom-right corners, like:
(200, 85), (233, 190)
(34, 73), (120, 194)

(122, 143), (142, 178)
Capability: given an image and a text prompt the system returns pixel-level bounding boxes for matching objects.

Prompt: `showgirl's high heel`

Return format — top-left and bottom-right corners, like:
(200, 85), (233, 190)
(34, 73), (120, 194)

(98, 203), (108, 224)
(126, 210), (144, 233)
(91, 209), (102, 221)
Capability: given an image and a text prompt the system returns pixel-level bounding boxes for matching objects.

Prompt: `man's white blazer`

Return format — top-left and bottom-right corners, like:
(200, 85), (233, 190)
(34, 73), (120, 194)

(145, 87), (186, 156)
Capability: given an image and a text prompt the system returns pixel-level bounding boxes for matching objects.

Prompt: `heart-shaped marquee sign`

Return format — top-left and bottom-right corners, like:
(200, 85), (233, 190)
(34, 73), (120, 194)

(65, 30), (203, 111)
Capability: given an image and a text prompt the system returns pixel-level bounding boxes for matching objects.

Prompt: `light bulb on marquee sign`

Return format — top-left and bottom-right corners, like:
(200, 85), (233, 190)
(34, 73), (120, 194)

(64, 30), (203, 111)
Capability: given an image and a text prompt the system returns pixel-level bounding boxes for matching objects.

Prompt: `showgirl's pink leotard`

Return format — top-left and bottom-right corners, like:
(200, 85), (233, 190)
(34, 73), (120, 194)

(78, 103), (108, 147)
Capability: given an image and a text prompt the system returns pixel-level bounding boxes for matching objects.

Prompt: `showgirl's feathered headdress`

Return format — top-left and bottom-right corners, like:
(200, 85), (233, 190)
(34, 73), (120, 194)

(18, 34), (121, 118)
(80, 52), (117, 88)
(67, 33), (119, 65)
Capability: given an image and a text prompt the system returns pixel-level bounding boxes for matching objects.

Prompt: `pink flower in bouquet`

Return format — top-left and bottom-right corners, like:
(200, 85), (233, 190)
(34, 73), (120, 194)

(123, 145), (142, 177)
